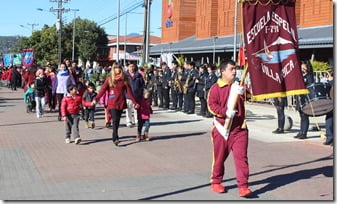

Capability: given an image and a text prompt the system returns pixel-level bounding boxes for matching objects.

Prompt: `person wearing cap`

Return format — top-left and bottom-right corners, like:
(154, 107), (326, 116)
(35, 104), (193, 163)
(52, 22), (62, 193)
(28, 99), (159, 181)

(161, 62), (172, 110)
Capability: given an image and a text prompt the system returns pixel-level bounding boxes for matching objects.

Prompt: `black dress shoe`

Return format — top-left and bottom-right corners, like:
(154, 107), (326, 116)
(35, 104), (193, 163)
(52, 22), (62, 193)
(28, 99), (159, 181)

(298, 134), (307, 139)
(272, 128), (284, 134)
(294, 133), (302, 138)
(323, 139), (333, 145)
(113, 140), (120, 146)
(187, 111), (194, 114)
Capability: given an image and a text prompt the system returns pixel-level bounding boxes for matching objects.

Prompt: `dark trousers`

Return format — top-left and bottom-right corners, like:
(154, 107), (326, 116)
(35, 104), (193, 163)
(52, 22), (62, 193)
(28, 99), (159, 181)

(275, 105), (285, 129)
(157, 86), (163, 107)
(325, 111), (333, 142)
(84, 108), (95, 122)
(56, 93), (64, 117)
(65, 114), (80, 139)
(163, 87), (170, 108)
(187, 91), (196, 113)
(183, 94), (188, 112)
(299, 111), (309, 134)
(152, 89), (158, 106)
(47, 92), (57, 110)
(11, 79), (17, 90)
(171, 89), (178, 109)
(177, 92), (183, 110)
(110, 109), (123, 142)
(199, 97), (207, 115)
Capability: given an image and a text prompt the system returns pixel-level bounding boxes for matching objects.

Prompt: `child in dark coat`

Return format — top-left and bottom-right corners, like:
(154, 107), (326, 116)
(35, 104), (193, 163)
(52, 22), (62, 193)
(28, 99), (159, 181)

(136, 89), (153, 141)
(82, 82), (97, 129)
(61, 84), (83, 144)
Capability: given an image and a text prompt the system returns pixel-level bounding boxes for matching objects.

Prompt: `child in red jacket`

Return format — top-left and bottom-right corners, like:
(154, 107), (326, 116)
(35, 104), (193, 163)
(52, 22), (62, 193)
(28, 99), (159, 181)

(61, 84), (83, 144)
(136, 89), (153, 141)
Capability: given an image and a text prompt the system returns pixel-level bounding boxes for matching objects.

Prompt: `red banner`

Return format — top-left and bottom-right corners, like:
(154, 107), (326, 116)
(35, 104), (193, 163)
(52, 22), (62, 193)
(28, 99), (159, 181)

(22, 49), (34, 68)
(242, 0), (308, 100)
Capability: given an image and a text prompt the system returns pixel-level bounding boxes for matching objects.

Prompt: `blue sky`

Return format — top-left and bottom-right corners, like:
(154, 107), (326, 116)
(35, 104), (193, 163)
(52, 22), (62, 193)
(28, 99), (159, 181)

(0, 0), (162, 37)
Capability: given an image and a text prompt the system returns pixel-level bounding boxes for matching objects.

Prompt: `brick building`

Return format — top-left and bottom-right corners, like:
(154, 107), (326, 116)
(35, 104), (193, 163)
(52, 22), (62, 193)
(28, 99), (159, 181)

(152, 0), (333, 65)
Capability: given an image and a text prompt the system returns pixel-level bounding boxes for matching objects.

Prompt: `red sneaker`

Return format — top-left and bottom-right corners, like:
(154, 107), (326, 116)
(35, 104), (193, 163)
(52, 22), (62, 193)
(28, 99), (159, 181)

(211, 184), (226, 193)
(239, 187), (252, 197)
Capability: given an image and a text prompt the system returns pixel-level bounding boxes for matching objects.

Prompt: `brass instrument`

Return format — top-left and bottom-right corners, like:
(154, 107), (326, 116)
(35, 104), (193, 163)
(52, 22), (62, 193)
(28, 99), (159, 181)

(174, 72), (183, 93)
(183, 71), (191, 94)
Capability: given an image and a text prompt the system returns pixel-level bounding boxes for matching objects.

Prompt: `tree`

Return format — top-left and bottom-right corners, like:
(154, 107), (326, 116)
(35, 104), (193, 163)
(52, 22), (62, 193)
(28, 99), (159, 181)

(11, 19), (108, 66)
(63, 18), (108, 64)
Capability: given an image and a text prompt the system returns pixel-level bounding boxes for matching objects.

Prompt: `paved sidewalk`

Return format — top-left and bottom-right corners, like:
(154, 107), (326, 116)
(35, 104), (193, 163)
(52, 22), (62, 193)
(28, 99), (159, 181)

(0, 87), (333, 200)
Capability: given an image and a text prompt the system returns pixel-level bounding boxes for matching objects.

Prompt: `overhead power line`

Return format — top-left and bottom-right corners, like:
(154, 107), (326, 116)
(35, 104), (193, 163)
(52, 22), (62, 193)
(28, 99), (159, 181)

(98, 0), (144, 26)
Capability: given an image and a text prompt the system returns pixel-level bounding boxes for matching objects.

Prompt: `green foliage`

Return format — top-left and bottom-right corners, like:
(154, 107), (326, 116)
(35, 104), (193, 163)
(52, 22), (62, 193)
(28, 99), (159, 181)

(10, 18), (108, 66)
(311, 60), (331, 72)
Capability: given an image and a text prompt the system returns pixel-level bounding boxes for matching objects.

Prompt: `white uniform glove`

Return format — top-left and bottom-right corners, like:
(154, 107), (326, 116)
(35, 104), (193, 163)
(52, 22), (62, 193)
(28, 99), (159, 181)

(226, 109), (237, 118)
(236, 86), (245, 95)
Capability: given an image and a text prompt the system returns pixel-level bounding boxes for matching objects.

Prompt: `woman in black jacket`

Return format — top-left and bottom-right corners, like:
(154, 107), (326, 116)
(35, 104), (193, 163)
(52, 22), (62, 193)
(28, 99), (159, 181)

(294, 60), (315, 139)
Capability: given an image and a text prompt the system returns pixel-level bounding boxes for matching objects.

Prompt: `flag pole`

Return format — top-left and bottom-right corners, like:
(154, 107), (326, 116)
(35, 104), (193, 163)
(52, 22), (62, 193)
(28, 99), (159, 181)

(223, 0), (249, 135)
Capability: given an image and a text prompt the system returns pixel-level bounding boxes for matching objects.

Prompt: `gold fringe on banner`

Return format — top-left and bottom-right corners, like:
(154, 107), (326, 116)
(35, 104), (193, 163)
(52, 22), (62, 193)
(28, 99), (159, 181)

(251, 89), (309, 101)
(241, 0), (290, 6)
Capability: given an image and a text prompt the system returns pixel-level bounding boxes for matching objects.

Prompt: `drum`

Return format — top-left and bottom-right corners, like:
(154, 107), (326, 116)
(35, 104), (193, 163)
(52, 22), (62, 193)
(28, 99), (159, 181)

(301, 83), (333, 117)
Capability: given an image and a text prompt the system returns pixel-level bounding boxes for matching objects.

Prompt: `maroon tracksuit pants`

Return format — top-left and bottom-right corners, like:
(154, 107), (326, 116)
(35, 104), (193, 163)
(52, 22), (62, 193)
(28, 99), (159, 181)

(210, 126), (249, 188)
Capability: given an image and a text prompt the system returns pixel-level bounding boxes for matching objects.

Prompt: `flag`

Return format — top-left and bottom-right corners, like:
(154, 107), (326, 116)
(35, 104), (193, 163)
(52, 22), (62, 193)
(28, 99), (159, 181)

(13, 53), (22, 65)
(237, 45), (245, 66)
(242, 0), (308, 101)
(3, 54), (12, 67)
(22, 49), (34, 67)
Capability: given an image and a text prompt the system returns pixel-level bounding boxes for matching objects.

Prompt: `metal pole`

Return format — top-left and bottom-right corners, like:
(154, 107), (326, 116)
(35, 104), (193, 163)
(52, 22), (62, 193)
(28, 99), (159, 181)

(56, 0), (63, 66)
(233, 0), (238, 61)
(116, 0), (120, 63)
(124, 13), (127, 66)
(27, 23), (38, 34)
(71, 10), (78, 62)
(145, 0), (151, 65)
(142, 0), (148, 65)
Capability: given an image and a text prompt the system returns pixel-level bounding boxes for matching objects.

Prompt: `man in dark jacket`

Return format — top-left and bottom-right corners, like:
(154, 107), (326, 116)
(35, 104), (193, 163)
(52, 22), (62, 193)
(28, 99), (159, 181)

(161, 62), (171, 109)
(125, 63), (145, 127)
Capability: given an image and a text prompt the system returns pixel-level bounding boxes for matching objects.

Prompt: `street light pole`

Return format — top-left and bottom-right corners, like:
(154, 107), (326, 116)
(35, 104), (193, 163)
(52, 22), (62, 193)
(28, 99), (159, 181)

(145, 0), (151, 65)
(27, 23), (39, 34)
(116, 0), (120, 63)
(233, 0), (238, 62)
(50, 0), (70, 66)
(124, 13), (127, 66)
(71, 9), (80, 62)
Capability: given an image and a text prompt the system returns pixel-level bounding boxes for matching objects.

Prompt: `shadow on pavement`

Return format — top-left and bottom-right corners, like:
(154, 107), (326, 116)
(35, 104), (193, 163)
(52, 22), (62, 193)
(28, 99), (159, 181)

(151, 119), (201, 126)
(138, 155), (333, 200)
(246, 165), (333, 197)
(0, 120), (61, 127)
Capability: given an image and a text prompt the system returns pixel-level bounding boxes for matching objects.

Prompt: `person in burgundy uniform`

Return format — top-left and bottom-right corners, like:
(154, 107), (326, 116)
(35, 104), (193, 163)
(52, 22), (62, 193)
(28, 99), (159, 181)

(207, 59), (252, 197)
(93, 63), (139, 146)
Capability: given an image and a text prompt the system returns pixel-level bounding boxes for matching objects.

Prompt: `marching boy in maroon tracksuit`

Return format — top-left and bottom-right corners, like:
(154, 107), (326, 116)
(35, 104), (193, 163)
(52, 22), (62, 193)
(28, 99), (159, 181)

(61, 84), (83, 145)
(207, 60), (252, 197)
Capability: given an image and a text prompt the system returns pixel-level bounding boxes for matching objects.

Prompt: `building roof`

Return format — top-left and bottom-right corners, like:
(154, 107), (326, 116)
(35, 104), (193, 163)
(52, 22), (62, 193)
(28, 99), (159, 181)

(149, 25), (333, 55)
(108, 35), (161, 46)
